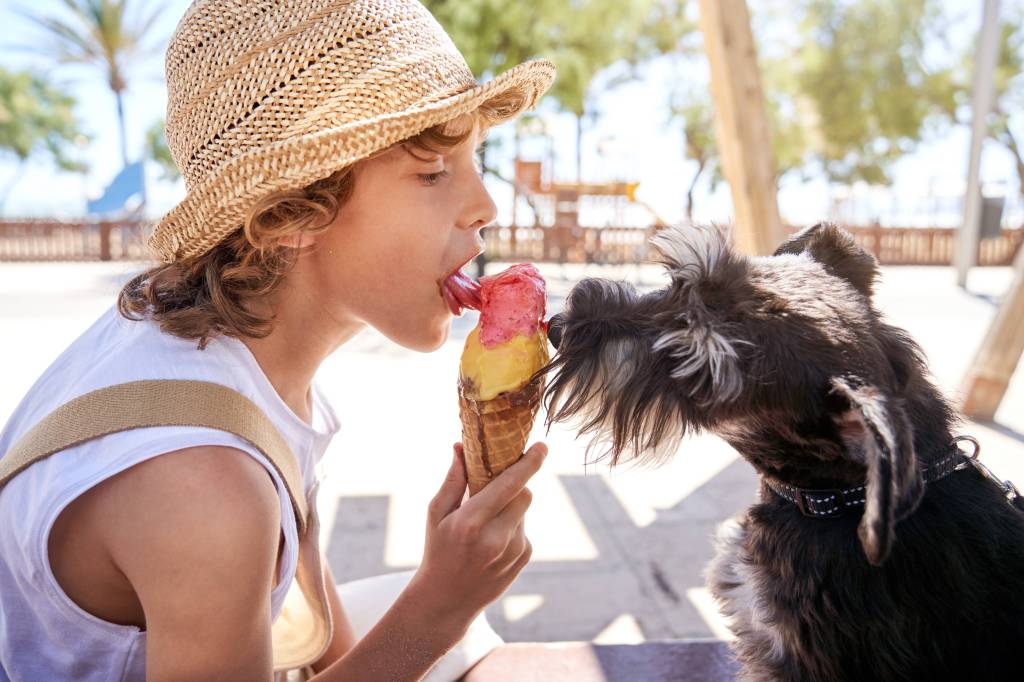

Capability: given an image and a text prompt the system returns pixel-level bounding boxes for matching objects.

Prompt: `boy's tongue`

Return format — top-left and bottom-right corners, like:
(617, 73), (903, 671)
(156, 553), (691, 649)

(442, 269), (482, 316)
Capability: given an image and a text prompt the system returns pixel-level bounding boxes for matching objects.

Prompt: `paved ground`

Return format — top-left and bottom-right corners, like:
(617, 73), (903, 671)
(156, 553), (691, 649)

(1, 259), (1021, 645)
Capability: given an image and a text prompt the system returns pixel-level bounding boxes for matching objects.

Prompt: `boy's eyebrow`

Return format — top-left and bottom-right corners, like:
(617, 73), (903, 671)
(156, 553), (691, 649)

(400, 142), (443, 163)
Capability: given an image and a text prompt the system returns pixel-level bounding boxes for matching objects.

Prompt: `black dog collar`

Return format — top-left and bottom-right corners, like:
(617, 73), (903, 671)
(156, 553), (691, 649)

(763, 448), (966, 519)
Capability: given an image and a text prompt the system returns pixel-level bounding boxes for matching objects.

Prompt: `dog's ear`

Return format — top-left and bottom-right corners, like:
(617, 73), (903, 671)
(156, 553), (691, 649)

(649, 223), (731, 285)
(774, 223), (878, 298)
(830, 377), (923, 566)
(648, 224), (746, 406)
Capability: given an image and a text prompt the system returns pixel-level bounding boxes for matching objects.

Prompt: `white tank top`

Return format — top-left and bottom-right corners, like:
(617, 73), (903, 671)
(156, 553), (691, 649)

(0, 305), (339, 681)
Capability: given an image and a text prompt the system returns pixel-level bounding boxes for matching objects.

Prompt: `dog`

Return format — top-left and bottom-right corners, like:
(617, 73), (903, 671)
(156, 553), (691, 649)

(539, 222), (1024, 680)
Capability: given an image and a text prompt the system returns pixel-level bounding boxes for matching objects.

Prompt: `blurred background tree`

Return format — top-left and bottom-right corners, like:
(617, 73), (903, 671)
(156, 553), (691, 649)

(22, 0), (166, 167)
(670, 0), (961, 219)
(423, 0), (694, 180)
(672, 96), (720, 221)
(0, 67), (86, 212)
(144, 119), (178, 181)
(790, 0), (957, 185)
(967, 10), (1024, 196)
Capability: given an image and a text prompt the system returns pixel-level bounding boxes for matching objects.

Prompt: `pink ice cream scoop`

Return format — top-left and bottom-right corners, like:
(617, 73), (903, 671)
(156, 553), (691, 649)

(476, 264), (547, 347)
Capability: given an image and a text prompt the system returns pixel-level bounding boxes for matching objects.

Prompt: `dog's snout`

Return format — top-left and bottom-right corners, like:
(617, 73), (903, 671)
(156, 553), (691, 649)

(546, 313), (565, 349)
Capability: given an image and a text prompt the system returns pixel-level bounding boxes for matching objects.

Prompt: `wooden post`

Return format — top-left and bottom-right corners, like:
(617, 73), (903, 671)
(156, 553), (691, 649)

(960, 244), (1024, 420)
(99, 221), (113, 262)
(698, 0), (786, 256)
(954, 0), (1001, 288)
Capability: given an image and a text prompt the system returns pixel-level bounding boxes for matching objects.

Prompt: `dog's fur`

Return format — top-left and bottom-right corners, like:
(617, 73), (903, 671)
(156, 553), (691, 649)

(539, 223), (1024, 680)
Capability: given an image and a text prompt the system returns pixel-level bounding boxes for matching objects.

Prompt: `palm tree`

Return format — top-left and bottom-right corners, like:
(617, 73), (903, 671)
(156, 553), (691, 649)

(0, 67), (88, 212)
(24, 0), (165, 166)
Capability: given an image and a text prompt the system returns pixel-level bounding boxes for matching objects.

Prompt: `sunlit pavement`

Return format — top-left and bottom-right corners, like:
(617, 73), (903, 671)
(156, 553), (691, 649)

(1, 260), (1021, 643)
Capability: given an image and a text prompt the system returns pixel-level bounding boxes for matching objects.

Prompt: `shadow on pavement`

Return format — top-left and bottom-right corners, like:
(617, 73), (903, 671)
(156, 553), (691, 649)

(325, 457), (758, 642)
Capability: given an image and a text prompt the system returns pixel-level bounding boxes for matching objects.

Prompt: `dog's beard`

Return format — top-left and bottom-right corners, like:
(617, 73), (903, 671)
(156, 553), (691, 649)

(543, 334), (690, 466)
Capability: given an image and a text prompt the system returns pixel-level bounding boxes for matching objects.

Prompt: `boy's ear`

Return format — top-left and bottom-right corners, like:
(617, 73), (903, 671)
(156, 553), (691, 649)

(774, 223), (878, 298)
(277, 232), (314, 250)
(830, 377), (923, 566)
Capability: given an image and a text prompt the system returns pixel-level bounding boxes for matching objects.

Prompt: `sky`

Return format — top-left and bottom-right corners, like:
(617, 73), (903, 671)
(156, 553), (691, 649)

(0, 0), (1020, 229)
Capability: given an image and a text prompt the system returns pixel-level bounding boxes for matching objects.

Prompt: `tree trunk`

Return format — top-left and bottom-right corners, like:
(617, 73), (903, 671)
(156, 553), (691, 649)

(513, 125), (521, 227)
(116, 90), (128, 166)
(995, 124), (1024, 198)
(575, 113), (583, 182)
(686, 159), (707, 222)
(476, 138), (491, 279)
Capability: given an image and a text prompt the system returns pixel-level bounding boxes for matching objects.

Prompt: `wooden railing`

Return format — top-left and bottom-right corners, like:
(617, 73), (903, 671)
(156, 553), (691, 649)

(482, 223), (1024, 267)
(0, 219), (151, 262)
(844, 223), (1024, 266)
(1, 218), (1022, 267)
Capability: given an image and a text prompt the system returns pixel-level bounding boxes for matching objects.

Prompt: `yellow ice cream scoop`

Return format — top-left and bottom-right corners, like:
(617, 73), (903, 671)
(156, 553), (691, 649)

(454, 262), (549, 495)
(460, 326), (550, 401)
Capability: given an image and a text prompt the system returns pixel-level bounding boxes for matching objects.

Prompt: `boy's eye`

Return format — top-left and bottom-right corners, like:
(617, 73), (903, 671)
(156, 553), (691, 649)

(418, 170), (450, 186)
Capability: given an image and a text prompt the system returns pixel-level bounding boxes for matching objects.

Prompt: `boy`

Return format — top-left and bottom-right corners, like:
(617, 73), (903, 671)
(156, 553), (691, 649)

(0, 0), (555, 679)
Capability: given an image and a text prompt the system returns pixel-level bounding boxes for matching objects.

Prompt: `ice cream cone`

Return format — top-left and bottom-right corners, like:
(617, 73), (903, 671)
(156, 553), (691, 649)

(458, 374), (544, 495)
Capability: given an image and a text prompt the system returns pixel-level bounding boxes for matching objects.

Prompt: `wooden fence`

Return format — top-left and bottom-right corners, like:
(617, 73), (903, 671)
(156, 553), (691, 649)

(482, 223), (1024, 267)
(0, 219), (150, 262)
(1, 218), (1022, 266)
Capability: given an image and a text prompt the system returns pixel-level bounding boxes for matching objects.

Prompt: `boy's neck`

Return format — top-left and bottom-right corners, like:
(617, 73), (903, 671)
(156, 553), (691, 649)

(241, 285), (365, 426)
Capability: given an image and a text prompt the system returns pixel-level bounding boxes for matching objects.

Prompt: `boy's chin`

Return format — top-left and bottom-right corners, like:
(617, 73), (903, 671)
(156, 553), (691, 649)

(387, 316), (450, 353)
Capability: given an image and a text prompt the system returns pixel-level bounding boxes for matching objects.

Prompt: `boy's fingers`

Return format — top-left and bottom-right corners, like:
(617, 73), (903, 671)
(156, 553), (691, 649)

(463, 442), (546, 518)
(428, 444), (467, 523)
(491, 489), (533, 537)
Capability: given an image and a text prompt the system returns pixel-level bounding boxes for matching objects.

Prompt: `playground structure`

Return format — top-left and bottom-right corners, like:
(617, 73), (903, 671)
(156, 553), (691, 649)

(483, 159), (669, 265)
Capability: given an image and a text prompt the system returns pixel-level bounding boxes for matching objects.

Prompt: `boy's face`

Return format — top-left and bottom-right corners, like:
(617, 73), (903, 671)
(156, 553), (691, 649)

(302, 122), (496, 351)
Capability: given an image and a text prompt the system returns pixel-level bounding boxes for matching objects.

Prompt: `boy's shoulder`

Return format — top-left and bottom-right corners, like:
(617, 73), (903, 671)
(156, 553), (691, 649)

(51, 443), (282, 629)
(103, 443), (281, 564)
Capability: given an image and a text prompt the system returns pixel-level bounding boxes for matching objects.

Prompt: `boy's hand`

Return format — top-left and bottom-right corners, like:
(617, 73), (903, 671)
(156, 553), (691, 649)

(409, 441), (546, 628)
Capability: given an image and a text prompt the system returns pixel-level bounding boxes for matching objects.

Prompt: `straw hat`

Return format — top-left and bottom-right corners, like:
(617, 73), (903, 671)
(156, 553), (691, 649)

(149, 0), (555, 263)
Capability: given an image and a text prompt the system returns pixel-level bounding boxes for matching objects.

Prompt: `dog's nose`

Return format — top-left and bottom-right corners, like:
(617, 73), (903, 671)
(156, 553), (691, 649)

(546, 313), (565, 349)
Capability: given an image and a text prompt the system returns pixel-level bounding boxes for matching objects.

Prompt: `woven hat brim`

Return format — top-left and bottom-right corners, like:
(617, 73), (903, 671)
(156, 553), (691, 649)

(150, 58), (556, 263)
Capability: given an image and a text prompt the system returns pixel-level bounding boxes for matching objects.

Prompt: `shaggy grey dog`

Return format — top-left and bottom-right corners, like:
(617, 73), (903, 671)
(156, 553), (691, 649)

(540, 222), (1024, 681)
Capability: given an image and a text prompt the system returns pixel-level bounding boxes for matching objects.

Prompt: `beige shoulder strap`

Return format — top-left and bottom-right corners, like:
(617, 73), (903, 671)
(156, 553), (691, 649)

(0, 378), (332, 672)
(0, 379), (308, 535)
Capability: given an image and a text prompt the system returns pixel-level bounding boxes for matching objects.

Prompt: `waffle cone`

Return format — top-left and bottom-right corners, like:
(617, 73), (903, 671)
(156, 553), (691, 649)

(458, 375), (544, 495)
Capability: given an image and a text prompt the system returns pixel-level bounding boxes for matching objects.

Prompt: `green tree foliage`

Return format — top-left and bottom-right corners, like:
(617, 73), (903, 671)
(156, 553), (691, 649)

(145, 119), (178, 181)
(672, 96), (719, 220)
(425, 0), (690, 113)
(423, 0), (693, 178)
(23, 0), (166, 166)
(0, 67), (86, 212)
(674, 0), (959, 218)
(787, 0), (956, 185)
(671, 70), (807, 219)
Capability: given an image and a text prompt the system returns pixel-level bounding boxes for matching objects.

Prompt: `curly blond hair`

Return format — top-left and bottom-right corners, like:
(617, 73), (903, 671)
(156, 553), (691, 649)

(119, 91), (525, 348)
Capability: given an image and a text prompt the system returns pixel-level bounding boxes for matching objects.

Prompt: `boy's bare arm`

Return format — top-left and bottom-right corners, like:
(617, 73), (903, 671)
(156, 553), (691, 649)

(100, 446), (282, 681)
(312, 443), (544, 682)
(97, 442), (542, 682)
